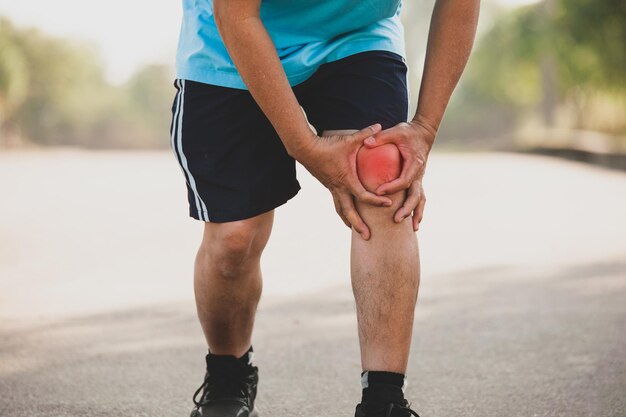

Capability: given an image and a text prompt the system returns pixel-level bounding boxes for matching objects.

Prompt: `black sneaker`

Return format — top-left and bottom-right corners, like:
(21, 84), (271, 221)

(190, 353), (259, 417)
(355, 400), (420, 417)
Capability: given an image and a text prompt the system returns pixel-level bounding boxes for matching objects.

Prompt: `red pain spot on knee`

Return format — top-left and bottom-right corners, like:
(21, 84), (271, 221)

(356, 143), (402, 193)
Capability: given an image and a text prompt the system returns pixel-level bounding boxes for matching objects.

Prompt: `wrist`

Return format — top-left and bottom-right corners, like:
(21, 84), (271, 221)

(409, 113), (438, 149)
(284, 130), (318, 160)
(412, 111), (438, 134)
(283, 106), (319, 159)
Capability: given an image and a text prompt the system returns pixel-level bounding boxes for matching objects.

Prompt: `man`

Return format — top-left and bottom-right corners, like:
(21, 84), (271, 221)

(170, 1), (479, 416)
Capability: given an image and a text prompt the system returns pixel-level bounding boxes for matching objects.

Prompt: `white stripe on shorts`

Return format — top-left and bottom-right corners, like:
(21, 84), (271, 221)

(403, 56), (411, 122)
(170, 80), (182, 151)
(171, 79), (210, 221)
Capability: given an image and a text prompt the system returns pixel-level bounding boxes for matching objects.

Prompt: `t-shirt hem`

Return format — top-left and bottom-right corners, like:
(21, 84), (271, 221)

(176, 40), (406, 90)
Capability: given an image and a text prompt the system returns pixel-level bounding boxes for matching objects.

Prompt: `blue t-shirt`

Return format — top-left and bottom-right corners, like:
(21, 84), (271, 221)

(176, 0), (406, 90)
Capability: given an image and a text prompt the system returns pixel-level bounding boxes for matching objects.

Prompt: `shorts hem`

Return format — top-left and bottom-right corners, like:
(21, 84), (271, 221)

(189, 182), (301, 223)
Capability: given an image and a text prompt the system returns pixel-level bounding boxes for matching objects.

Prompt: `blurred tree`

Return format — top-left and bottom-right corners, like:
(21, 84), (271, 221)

(0, 18), (29, 145)
(557, 0), (626, 90)
(440, 0), (626, 144)
(12, 24), (112, 146)
(0, 17), (174, 149)
(126, 64), (174, 145)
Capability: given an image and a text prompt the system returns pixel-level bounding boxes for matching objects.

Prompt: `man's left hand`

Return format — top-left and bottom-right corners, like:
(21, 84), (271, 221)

(363, 120), (436, 230)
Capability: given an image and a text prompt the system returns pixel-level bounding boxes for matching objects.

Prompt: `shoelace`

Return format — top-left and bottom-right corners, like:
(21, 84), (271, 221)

(385, 402), (421, 417)
(192, 372), (251, 407)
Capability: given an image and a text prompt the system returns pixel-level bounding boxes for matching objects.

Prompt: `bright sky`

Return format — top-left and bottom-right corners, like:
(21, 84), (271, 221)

(0, 0), (541, 84)
(0, 0), (181, 83)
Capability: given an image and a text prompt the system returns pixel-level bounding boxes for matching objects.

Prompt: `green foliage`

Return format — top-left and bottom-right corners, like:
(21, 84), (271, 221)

(557, 0), (626, 89)
(0, 17), (174, 148)
(125, 65), (175, 146)
(0, 19), (30, 131)
(441, 0), (626, 142)
(3, 2), (625, 148)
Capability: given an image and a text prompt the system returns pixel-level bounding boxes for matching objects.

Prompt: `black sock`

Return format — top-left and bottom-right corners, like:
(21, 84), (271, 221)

(361, 371), (406, 404)
(207, 346), (254, 366)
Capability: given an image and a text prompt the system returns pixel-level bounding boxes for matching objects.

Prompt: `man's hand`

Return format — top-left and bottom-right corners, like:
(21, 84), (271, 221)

(363, 119), (436, 230)
(397, 178), (427, 231)
(295, 124), (393, 240)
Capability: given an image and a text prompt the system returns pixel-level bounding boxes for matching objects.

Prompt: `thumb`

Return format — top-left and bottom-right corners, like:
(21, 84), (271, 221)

(363, 128), (394, 148)
(349, 123), (382, 143)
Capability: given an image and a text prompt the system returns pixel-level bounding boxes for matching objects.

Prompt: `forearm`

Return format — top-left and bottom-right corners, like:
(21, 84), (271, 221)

(413, 0), (480, 137)
(214, 1), (314, 157)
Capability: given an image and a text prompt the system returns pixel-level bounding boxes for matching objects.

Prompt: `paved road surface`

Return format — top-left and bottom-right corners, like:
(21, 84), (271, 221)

(0, 150), (625, 416)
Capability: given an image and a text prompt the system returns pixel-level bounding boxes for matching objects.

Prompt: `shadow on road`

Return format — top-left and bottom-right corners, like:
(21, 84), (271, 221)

(1, 258), (625, 417)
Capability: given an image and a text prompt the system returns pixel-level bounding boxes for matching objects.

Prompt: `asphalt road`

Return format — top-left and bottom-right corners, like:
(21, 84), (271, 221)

(0, 150), (625, 416)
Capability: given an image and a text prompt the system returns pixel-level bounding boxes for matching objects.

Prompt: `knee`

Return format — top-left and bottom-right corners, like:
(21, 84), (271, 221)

(356, 144), (402, 193)
(198, 221), (267, 279)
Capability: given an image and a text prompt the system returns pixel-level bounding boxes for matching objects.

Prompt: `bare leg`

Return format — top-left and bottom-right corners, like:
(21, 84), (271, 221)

(194, 210), (274, 357)
(351, 193), (419, 373)
(326, 129), (420, 374)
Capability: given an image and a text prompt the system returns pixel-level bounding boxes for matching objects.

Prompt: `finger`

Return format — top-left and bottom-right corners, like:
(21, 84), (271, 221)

(394, 185), (420, 223)
(348, 177), (393, 207)
(348, 123), (382, 144)
(332, 194), (351, 228)
(375, 156), (420, 195)
(365, 125), (404, 148)
(374, 175), (412, 196)
(414, 194), (427, 231)
(339, 193), (370, 240)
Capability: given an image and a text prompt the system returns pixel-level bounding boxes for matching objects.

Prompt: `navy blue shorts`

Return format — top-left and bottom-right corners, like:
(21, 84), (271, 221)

(170, 51), (409, 222)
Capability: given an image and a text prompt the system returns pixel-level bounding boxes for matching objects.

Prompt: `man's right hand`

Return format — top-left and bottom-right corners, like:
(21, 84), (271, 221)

(294, 124), (393, 240)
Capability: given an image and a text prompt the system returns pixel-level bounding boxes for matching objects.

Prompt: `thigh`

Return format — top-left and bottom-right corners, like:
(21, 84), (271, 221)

(170, 79), (301, 222)
(297, 51), (409, 133)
